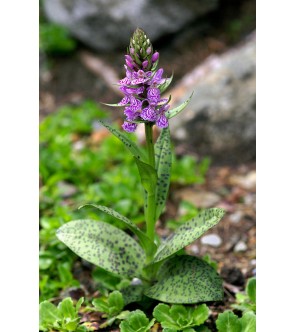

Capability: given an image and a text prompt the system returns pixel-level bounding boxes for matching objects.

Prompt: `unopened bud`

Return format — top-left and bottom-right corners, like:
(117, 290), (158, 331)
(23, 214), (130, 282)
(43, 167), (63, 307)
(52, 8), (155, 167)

(142, 60), (148, 69)
(152, 52), (159, 62)
(146, 47), (152, 55)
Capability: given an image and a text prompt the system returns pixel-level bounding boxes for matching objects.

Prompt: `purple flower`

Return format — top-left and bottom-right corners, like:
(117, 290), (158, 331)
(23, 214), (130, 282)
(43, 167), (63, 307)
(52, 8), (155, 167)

(118, 96), (130, 106)
(149, 68), (165, 86)
(131, 70), (152, 85)
(122, 121), (137, 132)
(147, 87), (161, 106)
(124, 96), (142, 120)
(141, 106), (157, 121)
(156, 114), (168, 128)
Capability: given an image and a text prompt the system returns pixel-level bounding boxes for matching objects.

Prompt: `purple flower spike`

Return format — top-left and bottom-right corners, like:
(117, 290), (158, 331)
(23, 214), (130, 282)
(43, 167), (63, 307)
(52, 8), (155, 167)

(152, 52), (159, 62)
(156, 114), (168, 128)
(122, 122), (137, 132)
(116, 29), (172, 132)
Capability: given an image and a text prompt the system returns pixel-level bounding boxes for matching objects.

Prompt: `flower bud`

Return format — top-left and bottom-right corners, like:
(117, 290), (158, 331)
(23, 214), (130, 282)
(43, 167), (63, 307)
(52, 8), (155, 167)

(152, 52), (159, 63)
(142, 60), (149, 69)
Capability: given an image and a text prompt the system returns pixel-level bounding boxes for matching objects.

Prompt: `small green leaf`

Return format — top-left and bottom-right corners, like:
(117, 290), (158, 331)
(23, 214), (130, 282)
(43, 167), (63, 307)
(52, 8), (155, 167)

(216, 311), (241, 332)
(240, 312), (256, 332)
(108, 291), (125, 316)
(98, 120), (146, 161)
(246, 278), (256, 304)
(166, 92), (194, 119)
(79, 204), (157, 257)
(154, 127), (172, 220)
(39, 301), (61, 326)
(153, 303), (180, 329)
(191, 304), (210, 326)
(93, 291), (124, 317)
(56, 220), (145, 278)
(145, 256), (223, 303)
(134, 158), (157, 194)
(154, 208), (225, 263)
(58, 297), (76, 319)
(120, 310), (155, 332)
(159, 73), (174, 93)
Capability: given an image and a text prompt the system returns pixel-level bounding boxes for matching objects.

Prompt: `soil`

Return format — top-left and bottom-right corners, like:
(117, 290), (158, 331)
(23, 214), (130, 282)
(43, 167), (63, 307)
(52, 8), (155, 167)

(40, 0), (256, 329)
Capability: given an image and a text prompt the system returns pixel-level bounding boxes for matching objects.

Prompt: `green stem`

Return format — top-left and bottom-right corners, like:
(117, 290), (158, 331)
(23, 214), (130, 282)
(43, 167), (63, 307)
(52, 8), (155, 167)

(144, 123), (156, 243)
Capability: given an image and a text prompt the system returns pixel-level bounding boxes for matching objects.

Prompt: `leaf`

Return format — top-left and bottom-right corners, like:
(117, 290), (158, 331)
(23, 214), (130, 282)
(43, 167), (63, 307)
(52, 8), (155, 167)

(246, 278), (256, 304)
(134, 158), (157, 194)
(120, 284), (146, 305)
(216, 311), (241, 332)
(145, 255), (223, 303)
(120, 310), (156, 332)
(58, 297), (77, 320)
(56, 220), (145, 278)
(153, 208), (225, 263)
(166, 92), (194, 119)
(39, 301), (61, 326)
(101, 102), (125, 107)
(79, 204), (157, 257)
(108, 291), (125, 316)
(154, 127), (172, 220)
(97, 120), (146, 161)
(240, 312), (256, 332)
(93, 291), (124, 317)
(191, 304), (210, 326)
(159, 73), (174, 93)
(153, 304), (180, 329)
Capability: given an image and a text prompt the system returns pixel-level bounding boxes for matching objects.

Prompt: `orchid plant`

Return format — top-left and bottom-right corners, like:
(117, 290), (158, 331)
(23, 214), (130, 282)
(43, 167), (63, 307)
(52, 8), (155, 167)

(56, 28), (225, 304)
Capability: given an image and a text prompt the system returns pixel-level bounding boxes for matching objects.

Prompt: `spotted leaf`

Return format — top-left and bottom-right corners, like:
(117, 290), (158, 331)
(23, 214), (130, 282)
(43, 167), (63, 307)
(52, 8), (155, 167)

(134, 158), (157, 194)
(153, 208), (225, 263)
(97, 120), (146, 162)
(79, 204), (157, 257)
(144, 255), (223, 303)
(56, 220), (145, 278)
(154, 127), (172, 220)
(166, 92), (194, 119)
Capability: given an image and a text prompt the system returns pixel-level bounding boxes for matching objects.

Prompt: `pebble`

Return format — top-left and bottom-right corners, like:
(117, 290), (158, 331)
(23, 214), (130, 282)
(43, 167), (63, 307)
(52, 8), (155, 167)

(229, 210), (243, 223)
(176, 189), (221, 208)
(234, 240), (248, 252)
(201, 234), (222, 247)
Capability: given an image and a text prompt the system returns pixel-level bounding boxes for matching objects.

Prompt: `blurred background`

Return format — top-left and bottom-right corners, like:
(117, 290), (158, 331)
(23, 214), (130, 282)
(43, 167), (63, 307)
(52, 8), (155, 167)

(39, 0), (256, 305)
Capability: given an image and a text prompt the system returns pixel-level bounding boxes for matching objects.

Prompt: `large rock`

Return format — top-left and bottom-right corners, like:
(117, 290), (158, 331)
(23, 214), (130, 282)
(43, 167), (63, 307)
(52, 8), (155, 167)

(43, 0), (218, 51)
(169, 33), (256, 164)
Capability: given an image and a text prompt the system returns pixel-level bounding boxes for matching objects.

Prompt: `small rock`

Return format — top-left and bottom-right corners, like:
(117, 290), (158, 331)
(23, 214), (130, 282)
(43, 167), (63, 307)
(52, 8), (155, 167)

(201, 234), (222, 247)
(229, 171), (256, 191)
(229, 210), (243, 223)
(187, 244), (199, 255)
(234, 240), (248, 252)
(175, 189), (221, 208)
